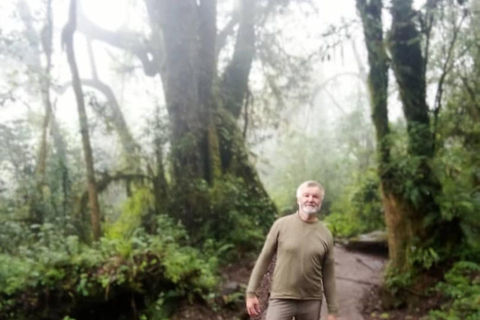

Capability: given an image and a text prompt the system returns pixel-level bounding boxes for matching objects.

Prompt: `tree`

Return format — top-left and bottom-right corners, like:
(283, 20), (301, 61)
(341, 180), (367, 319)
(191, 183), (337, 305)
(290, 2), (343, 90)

(357, 0), (464, 274)
(77, 0), (278, 239)
(17, 0), (70, 223)
(62, 0), (102, 241)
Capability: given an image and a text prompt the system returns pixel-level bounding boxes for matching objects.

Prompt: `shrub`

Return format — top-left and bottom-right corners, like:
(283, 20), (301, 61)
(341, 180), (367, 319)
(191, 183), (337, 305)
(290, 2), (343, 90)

(0, 216), (218, 320)
(325, 170), (384, 237)
(429, 261), (480, 320)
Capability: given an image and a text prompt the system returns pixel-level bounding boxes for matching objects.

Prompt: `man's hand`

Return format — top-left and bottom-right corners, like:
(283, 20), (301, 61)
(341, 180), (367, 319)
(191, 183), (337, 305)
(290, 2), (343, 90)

(327, 314), (338, 320)
(246, 296), (261, 317)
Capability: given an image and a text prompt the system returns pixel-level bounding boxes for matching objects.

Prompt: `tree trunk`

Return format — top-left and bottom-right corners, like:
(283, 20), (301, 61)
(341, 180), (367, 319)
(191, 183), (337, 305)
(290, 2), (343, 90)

(154, 0), (213, 235)
(216, 0), (276, 219)
(83, 38), (140, 171)
(356, 0), (408, 270)
(81, 79), (139, 168)
(390, 0), (434, 158)
(17, 0), (52, 182)
(359, 0), (458, 273)
(157, 0), (208, 179)
(357, 0), (434, 273)
(220, 0), (255, 119)
(18, 0), (71, 223)
(389, 0), (443, 251)
(152, 119), (169, 220)
(79, 0), (277, 238)
(63, 0), (101, 241)
(154, 0), (276, 235)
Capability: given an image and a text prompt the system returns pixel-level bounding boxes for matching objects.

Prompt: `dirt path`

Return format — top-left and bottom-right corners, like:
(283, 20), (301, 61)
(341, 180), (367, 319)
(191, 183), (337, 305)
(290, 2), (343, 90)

(321, 245), (386, 320)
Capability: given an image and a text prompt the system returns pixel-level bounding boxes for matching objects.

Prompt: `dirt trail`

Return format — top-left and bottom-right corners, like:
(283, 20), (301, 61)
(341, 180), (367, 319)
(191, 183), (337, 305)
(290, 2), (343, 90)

(321, 245), (386, 320)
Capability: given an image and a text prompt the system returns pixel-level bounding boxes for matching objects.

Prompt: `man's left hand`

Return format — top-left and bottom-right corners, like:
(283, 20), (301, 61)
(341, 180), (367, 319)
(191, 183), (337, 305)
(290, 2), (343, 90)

(327, 314), (338, 320)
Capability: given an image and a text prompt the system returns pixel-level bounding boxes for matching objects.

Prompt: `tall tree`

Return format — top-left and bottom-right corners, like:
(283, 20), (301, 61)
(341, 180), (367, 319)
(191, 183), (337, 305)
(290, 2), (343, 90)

(357, 0), (464, 273)
(17, 0), (70, 222)
(77, 0), (277, 238)
(388, 0), (445, 268)
(62, 0), (101, 241)
(356, 0), (403, 267)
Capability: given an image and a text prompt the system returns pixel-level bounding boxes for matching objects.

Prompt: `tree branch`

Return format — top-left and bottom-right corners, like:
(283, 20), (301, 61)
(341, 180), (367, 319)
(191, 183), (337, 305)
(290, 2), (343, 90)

(459, 75), (480, 116)
(86, 37), (98, 80)
(56, 78), (138, 157)
(242, 88), (252, 139)
(220, 0), (256, 119)
(77, 5), (159, 77)
(422, 0), (440, 72)
(0, 90), (15, 107)
(77, 173), (151, 222)
(216, 13), (240, 58)
(432, 10), (467, 152)
(63, 0), (102, 240)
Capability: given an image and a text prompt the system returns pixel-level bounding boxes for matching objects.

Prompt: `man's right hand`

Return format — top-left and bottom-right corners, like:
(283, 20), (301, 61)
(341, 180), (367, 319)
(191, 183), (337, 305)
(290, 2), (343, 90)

(246, 296), (261, 317)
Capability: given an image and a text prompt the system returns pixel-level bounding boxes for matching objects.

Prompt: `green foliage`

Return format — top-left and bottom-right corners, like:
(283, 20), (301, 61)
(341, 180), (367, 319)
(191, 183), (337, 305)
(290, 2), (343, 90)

(386, 122), (440, 209)
(429, 261), (480, 320)
(434, 136), (480, 260)
(384, 267), (414, 298)
(384, 245), (442, 296)
(0, 216), (218, 320)
(105, 187), (155, 240)
(205, 174), (273, 258)
(407, 246), (440, 270)
(325, 169), (384, 237)
(165, 169), (276, 260)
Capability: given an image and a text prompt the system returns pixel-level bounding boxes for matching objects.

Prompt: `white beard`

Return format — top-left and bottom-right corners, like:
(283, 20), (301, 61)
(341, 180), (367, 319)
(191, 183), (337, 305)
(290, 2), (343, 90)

(301, 204), (319, 215)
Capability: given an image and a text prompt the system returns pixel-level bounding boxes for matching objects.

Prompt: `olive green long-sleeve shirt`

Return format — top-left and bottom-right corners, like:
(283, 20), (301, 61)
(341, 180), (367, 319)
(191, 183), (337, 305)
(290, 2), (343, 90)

(246, 213), (339, 315)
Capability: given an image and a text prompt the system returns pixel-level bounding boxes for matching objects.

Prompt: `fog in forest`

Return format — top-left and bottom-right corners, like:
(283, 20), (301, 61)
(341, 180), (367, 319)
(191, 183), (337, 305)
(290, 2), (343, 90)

(0, 0), (478, 319)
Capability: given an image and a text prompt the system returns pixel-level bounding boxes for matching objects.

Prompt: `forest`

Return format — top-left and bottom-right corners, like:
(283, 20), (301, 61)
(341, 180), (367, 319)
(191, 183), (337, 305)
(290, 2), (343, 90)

(0, 0), (478, 319)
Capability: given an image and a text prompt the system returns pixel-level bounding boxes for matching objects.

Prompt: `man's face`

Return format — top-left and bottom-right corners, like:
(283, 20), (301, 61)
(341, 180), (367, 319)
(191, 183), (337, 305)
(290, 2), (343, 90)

(297, 186), (323, 215)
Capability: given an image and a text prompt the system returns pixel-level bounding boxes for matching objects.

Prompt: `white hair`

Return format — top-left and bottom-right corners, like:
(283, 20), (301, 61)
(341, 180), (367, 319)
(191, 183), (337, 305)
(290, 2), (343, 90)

(296, 180), (325, 199)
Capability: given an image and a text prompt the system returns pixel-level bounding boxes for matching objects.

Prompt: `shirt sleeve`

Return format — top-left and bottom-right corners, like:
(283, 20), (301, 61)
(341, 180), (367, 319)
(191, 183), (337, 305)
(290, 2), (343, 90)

(246, 220), (280, 297)
(322, 236), (339, 315)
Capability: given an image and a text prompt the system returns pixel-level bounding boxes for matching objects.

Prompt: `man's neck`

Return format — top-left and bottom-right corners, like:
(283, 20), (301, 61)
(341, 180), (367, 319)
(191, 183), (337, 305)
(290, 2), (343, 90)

(298, 210), (318, 222)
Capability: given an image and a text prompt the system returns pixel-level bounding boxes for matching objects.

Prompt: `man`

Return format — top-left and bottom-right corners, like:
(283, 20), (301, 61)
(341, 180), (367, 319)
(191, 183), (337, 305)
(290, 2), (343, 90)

(246, 180), (339, 320)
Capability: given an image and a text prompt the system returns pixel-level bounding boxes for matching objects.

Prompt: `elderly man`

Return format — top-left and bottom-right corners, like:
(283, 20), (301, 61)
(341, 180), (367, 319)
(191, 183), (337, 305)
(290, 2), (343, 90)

(246, 181), (338, 320)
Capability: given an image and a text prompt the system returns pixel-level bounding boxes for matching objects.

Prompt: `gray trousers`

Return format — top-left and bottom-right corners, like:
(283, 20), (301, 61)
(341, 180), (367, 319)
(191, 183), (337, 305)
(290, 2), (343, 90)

(265, 299), (322, 320)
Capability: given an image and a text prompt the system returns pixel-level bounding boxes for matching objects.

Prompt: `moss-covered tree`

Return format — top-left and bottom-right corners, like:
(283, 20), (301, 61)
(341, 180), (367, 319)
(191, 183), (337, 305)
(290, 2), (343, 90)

(63, 0), (102, 241)
(77, 0), (277, 241)
(357, 0), (463, 274)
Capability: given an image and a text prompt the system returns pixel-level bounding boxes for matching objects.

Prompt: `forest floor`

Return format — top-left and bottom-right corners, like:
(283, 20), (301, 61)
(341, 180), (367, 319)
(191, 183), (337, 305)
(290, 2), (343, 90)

(172, 244), (435, 320)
